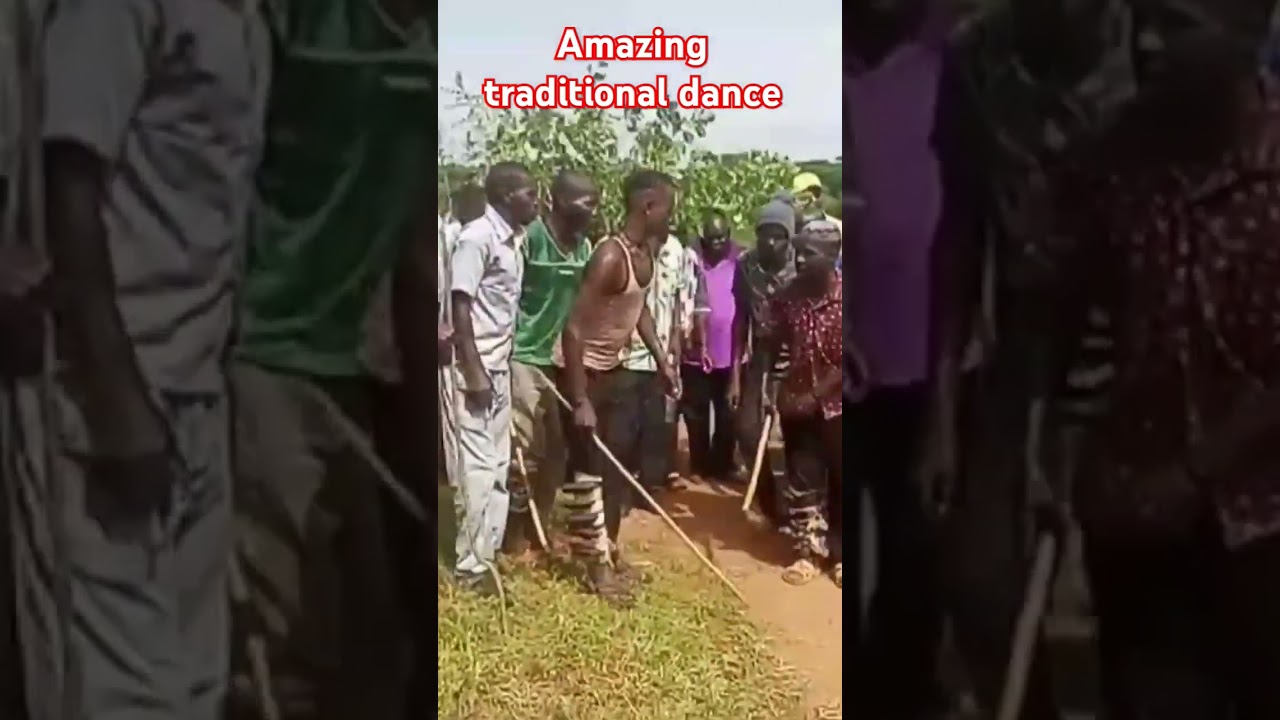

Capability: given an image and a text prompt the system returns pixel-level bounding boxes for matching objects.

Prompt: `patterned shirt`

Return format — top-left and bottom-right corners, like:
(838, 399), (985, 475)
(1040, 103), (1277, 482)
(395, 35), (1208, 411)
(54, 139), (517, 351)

(764, 273), (843, 420)
(1065, 95), (1280, 548)
(733, 245), (796, 376)
(623, 235), (687, 372)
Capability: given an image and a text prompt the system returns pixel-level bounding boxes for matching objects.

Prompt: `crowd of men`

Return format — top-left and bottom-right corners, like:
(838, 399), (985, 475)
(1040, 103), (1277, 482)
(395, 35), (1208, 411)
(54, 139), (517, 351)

(850, 0), (1280, 719)
(436, 169), (845, 604)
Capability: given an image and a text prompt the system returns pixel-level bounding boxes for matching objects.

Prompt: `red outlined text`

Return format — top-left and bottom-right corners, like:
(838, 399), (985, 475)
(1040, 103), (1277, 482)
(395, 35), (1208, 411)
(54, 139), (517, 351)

(553, 27), (708, 69)
(482, 75), (784, 110)
(481, 29), (785, 110)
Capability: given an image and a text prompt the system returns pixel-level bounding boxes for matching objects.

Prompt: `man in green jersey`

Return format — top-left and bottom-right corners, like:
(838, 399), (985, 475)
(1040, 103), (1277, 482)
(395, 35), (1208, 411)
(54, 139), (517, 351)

(504, 170), (599, 556)
(228, 1), (432, 718)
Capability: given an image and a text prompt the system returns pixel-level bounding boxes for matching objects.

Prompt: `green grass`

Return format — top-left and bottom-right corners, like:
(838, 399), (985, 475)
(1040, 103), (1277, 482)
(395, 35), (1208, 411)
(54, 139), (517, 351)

(436, 489), (808, 720)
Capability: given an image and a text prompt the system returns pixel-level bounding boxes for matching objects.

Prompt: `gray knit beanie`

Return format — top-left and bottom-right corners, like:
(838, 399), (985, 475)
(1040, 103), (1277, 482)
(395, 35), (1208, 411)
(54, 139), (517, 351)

(756, 198), (796, 237)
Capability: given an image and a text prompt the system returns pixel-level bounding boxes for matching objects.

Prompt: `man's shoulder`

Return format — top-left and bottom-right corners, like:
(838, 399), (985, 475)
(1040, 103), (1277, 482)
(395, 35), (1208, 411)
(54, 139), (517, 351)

(456, 216), (497, 248)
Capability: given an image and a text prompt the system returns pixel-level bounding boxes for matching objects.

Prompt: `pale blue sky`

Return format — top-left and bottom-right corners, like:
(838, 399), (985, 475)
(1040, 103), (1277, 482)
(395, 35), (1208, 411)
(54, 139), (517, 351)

(439, 0), (842, 162)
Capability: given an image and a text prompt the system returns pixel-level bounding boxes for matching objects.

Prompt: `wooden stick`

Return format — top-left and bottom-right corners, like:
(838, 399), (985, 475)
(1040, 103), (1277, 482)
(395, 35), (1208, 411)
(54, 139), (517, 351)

(532, 368), (748, 604)
(515, 448), (550, 551)
(741, 412), (775, 512)
(228, 556), (281, 720)
(996, 533), (1058, 720)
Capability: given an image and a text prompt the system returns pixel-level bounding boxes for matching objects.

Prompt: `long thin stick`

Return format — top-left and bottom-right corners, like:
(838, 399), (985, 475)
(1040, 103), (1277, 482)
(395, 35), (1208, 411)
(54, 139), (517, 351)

(741, 412), (775, 512)
(532, 368), (747, 603)
(297, 380), (428, 523)
(996, 533), (1058, 720)
(228, 556), (280, 720)
(515, 447), (550, 551)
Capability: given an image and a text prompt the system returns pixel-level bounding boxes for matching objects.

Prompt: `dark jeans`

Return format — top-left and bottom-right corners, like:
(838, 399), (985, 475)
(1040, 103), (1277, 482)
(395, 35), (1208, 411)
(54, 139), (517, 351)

(1086, 530), (1280, 720)
(778, 413), (841, 559)
(231, 364), (409, 720)
(846, 384), (946, 719)
(561, 369), (630, 553)
(942, 372), (1059, 720)
(679, 365), (735, 479)
(733, 361), (783, 522)
(370, 380), (432, 720)
(602, 369), (673, 504)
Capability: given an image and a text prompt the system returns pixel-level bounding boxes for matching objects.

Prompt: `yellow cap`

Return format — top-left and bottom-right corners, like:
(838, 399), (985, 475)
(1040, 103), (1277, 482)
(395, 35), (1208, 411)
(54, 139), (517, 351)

(791, 172), (823, 195)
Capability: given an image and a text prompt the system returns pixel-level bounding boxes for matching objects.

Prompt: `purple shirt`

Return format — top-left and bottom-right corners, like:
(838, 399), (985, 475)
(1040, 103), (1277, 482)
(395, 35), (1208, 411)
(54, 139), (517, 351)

(686, 243), (739, 370)
(847, 20), (947, 388)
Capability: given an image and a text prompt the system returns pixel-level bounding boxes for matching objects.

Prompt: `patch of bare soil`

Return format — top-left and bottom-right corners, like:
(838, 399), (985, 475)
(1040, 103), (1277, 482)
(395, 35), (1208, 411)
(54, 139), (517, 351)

(623, 480), (843, 715)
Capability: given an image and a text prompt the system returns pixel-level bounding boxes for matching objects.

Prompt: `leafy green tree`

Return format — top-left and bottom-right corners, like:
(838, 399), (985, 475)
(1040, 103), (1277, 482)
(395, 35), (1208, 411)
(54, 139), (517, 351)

(439, 65), (805, 242)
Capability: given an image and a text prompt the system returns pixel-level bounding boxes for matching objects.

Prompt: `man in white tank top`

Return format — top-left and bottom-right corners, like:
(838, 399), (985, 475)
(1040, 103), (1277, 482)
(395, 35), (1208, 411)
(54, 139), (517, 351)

(560, 169), (679, 605)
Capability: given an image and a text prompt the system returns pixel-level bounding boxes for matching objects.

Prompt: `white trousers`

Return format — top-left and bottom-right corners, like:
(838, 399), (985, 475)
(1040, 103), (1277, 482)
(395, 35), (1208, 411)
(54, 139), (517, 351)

(450, 368), (512, 577)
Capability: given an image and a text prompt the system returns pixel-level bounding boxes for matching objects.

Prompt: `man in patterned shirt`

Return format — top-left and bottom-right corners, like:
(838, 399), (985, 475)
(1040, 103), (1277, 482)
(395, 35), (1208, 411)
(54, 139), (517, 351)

(760, 221), (842, 588)
(1058, 2), (1280, 715)
(928, 2), (1134, 716)
(729, 197), (796, 527)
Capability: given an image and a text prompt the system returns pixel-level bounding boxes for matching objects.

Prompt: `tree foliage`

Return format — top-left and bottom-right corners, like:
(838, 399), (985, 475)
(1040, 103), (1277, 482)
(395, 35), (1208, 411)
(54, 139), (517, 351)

(439, 65), (816, 241)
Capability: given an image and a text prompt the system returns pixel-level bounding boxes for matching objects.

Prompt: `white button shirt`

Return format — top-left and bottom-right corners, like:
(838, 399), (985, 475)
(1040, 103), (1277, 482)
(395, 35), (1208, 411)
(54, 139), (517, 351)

(449, 205), (525, 373)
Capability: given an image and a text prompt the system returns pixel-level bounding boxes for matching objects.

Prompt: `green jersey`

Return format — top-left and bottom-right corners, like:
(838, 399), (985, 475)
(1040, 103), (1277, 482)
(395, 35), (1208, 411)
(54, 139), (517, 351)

(512, 218), (590, 367)
(235, 0), (432, 377)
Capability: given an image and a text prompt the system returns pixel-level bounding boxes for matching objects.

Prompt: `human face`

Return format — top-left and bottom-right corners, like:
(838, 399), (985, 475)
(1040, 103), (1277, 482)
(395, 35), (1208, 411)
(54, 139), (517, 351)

(756, 224), (791, 263)
(700, 220), (730, 257)
(553, 189), (600, 234)
(793, 235), (836, 283)
(796, 184), (822, 208)
(506, 175), (540, 226)
(647, 185), (675, 236)
(1127, 0), (1256, 85)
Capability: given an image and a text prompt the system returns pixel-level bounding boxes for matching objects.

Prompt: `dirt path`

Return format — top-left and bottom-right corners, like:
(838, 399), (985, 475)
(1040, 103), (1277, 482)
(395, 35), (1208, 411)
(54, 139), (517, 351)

(624, 480), (843, 712)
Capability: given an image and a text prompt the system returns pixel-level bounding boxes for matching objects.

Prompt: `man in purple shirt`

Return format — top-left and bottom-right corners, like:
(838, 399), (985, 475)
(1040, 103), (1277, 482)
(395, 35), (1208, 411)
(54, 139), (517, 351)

(847, 1), (950, 718)
(679, 210), (739, 481)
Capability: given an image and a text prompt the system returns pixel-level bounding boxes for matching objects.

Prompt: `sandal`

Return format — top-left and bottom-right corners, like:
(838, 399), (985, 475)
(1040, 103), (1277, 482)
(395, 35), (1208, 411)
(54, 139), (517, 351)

(782, 558), (820, 586)
(832, 562), (842, 588)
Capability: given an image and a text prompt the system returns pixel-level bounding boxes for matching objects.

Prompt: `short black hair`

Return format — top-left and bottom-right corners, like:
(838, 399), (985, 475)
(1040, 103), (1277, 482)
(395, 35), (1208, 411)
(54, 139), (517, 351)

(452, 184), (486, 224)
(622, 169), (675, 211)
(551, 169), (597, 199)
(701, 208), (729, 226)
(485, 162), (532, 204)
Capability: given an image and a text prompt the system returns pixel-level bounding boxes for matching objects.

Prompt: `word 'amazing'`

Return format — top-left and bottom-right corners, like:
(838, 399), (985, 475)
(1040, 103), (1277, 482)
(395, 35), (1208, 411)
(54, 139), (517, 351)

(553, 27), (707, 68)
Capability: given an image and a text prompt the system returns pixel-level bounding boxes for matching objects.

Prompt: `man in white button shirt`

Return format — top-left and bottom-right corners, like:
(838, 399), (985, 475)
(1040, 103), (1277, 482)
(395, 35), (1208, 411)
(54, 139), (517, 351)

(434, 185), (485, 491)
(449, 163), (538, 592)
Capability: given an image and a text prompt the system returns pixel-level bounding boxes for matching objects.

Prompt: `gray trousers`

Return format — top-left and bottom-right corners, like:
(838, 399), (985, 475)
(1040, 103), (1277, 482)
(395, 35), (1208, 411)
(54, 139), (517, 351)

(229, 361), (408, 720)
(3, 378), (231, 720)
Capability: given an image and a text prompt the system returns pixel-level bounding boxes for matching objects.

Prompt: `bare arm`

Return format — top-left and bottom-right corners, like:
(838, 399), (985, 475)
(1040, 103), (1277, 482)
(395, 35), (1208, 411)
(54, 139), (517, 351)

(930, 48), (988, 379)
(46, 143), (164, 449)
(730, 263), (750, 390)
(563, 241), (626, 404)
(450, 294), (480, 379)
(392, 205), (435, 404)
(667, 300), (682, 364)
(42, 0), (168, 455)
